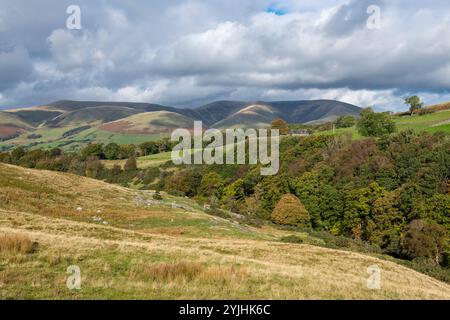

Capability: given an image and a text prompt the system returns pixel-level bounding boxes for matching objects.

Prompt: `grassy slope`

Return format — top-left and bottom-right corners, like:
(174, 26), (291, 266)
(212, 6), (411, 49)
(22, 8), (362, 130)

(1, 163), (449, 299)
(0, 112), (34, 129)
(102, 152), (173, 169)
(101, 111), (195, 132)
(394, 110), (450, 133)
(0, 126), (167, 151)
(317, 110), (450, 138)
(101, 140), (249, 169)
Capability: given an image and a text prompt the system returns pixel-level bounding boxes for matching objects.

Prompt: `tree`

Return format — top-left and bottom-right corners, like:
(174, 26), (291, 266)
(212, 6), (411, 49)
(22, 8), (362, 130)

(124, 156), (137, 171)
(81, 143), (104, 160)
(118, 144), (136, 159)
(271, 118), (289, 135)
(85, 156), (104, 178)
(271, 193), (310, 227)
(11, 147), (26, 163)
(104, 143), (120, 160)
(401, 219), (447, 265)
(356, 108), (396, 137)
(335, 115), (356, 128)
(49, 148), (62, 157)
(199, 172), (224, 200)
(164, 168), (202, 197)
(140, 141), (159, 156)
(68, 157), (85, 175)
(404, 95), (424, 115)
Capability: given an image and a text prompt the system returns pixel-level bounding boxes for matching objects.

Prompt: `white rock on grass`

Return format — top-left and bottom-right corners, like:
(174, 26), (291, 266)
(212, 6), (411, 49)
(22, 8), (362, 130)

(76, 207), (83, 212)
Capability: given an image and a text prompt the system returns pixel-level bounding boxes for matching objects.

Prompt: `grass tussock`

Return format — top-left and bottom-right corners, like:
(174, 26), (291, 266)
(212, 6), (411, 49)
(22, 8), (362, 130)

(0, 232), (36, 254)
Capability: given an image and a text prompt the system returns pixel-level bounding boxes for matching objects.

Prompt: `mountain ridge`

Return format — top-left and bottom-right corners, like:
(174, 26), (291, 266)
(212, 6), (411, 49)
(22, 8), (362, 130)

(0, 99), (361, 149)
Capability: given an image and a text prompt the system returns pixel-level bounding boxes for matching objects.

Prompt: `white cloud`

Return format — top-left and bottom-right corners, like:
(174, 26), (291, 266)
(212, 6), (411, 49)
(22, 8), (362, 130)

(1, 0), (450, 111)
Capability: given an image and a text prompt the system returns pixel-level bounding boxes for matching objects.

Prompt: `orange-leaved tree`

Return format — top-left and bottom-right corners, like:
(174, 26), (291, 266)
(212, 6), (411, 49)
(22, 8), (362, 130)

(271, 193), (310, 227)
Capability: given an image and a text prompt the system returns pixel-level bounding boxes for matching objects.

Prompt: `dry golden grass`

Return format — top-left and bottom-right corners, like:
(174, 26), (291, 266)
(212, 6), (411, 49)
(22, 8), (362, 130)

(1, 210), (449, 299)
(1, 163), (450, 299)
(0, 232), (35, 254)
(130, 262), (203, 282)
(128, 261), (247, 285)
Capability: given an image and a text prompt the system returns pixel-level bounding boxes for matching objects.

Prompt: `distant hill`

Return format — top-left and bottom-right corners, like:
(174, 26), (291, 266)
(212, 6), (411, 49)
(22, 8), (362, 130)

(0, 111), (34, 140)
(200, 100), (361, 128)
(100, 111), (196, 134)
(0, 99), (361, 149)
(45, 106), (142, 128)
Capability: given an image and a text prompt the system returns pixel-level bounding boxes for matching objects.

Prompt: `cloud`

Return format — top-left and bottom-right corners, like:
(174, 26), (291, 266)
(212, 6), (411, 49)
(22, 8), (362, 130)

(0, 0), (450, 111)
(0, 45), (34, 90)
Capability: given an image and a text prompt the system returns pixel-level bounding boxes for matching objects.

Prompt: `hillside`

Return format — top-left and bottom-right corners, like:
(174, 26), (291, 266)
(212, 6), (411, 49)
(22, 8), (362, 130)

(44, 106), (142, 128)
(212, 104), (281, 129)
(0, 112), (34, 139)
(200, 100), (361, 128)
(317, 109), (450, 138)
(100, 111), (196, 134)
(0, 163), (449, 299)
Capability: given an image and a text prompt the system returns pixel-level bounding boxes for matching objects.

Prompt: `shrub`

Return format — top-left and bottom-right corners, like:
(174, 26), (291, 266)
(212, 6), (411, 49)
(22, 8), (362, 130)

(271, 193), (310, 227)
(27, 133), (42, 139)
(153, 191), (163, 200)
(124, 156), (137, 171)
(333, 236), (352, 248)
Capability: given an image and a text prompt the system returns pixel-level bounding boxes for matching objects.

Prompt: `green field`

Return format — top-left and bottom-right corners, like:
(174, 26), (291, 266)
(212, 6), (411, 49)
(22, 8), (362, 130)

(317, 110), (450, 138)
(0, 126), (167, 151)
(395, 110), (450, 133)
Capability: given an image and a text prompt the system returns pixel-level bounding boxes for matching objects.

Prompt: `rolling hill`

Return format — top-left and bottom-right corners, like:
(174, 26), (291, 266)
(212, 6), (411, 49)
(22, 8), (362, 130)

(44, 106), (142, 128)
(0, 111), (34, 140)
(199, 100), (361, 128)
(0, 99), (362, 150)
(100, 111), (197, 134)
(1, 162), (449, 299)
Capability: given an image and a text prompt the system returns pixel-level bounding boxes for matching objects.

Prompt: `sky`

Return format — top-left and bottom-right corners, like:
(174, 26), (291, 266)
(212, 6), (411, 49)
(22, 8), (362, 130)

(0, 0), (450, 111)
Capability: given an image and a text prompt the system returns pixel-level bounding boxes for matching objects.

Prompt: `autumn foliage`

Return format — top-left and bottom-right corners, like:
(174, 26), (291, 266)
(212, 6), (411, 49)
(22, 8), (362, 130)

(271, 194), (310, 227)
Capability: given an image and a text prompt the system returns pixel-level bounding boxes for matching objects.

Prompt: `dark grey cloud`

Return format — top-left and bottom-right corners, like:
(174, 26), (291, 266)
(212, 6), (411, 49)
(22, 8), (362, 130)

(0, 0), (450, 110)
(324, 0), (384, 36)
(0, 45), (34, 90)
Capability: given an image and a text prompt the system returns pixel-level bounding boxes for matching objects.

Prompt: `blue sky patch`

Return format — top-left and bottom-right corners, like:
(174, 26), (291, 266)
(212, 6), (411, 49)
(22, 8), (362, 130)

(265, 5), (288, 16)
